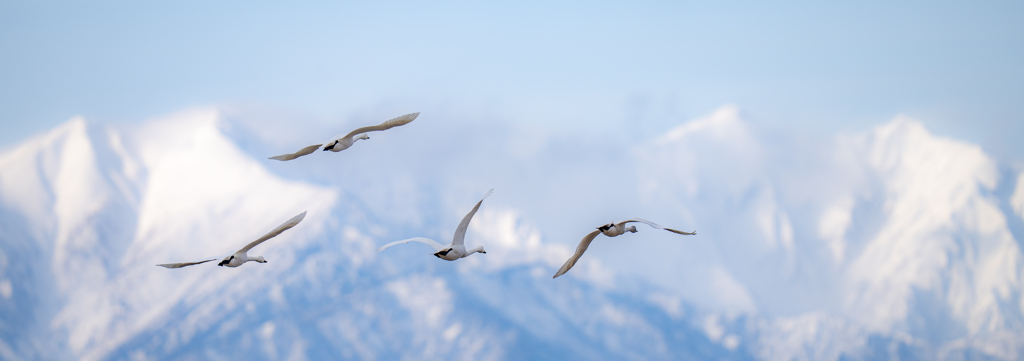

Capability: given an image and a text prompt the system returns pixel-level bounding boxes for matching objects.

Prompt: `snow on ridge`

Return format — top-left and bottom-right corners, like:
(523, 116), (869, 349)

(635, 105), (784, 315)
(645, 104), (762, 201)
(2, 105), (1024, 360)
(0, 116), (148, 289)
(657, 105), (747, 145)
(0, 109), (339, 361)
(1012, 173), (1024, 218)
(0, 116), (92, 243)
(844, 114), (1023, 336)
(634, 107), (1024, 358)
(0, 116), (151, 358)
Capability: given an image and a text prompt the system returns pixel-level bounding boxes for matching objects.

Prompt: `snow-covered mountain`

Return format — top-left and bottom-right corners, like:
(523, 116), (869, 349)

(0, 106), (1021, 360)
(636, 108), (1024, 360)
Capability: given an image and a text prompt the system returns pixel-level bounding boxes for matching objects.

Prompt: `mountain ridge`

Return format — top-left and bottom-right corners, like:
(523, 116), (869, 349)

(0, 106), (1021, 360)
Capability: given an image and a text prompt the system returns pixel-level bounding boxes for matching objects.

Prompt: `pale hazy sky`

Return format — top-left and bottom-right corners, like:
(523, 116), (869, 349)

(2, 0), (1022, 160)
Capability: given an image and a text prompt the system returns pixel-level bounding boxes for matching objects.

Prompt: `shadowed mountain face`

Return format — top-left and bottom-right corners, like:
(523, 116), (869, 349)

(0, 107), (1021, 360)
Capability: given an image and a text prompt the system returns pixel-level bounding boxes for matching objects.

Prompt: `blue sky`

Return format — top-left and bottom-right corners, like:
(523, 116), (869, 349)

(2, 0), (1022, 160)
(3, 3), (1024, 358)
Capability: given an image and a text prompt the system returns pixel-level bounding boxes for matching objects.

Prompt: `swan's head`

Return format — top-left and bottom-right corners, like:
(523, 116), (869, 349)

(255, 256), (267, 263)
(472, 245), (486, 254)
(357, 134), (370, 140)
(627, 226), (638, 233)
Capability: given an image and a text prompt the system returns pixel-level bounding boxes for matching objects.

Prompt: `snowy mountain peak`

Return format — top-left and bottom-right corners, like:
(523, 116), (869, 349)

(632, 110), (1024, 358)
(1, 107), (1023, 360)
(0, 110), (343, 360)
(660, 105), (744, 142)
(842, 115), (1021, 337)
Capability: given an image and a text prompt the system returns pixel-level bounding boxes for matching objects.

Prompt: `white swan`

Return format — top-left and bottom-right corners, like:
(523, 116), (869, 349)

(269, 112), (420, 161)
(157, 211), (307, 269)
(552, 218), (695, 278)
(376, 189), (492, 261)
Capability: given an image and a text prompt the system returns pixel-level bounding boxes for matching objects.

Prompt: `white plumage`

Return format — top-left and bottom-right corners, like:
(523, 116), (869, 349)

(269, 112), (419, 161)
(377, 189), (493, 261)
(156, 211), (307, 269)
(553, 218), (695, 278)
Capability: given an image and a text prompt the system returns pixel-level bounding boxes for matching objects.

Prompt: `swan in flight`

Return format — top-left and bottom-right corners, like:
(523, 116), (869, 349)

(156, 211), (307, 269)
(376, 189), (492, 261)
(552, 218), (695, 278)
(269, 112), (420, 161)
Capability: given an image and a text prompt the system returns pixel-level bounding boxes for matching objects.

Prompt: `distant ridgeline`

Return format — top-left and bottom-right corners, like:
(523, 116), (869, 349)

(0, 106), (1021, 360)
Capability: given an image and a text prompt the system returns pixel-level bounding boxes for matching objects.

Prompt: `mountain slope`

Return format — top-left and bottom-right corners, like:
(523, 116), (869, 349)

(636, 107), (1024, 359)
(0, 106), (1022, 360)
(0, 109), (741, 360)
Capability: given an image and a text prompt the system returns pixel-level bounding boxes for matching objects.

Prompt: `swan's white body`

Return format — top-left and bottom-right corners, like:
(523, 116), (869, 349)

(157, 211), (307, 269)
(269, 112), (419, 161)
(552, 218), (695, 278)
(217, 252), (266, 268)
(376, 189), (492, 261)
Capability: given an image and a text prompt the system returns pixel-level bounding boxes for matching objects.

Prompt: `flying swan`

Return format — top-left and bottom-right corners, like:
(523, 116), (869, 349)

(376, 189), (493, 261)
(156, 211), (307, 269)
(269, 112), (420, 161)
(552, 218), (695, 278)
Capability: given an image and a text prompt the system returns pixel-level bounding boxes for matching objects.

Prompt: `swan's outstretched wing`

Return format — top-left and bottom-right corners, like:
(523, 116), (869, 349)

(237, 211), (308, 253)
(376, 237), (447, 253)
(622, 218), (696, 235)
(157, 259), (216, 269)
(269, 144), (323, 161)
(553, 230), (602, 278)
(452, 189), (493, 247)
(343, 112), (420, 139)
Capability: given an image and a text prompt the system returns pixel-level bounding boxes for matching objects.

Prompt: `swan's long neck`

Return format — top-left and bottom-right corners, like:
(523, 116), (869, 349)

(469, 246), (486, 255)
(247, 255), (266, 263)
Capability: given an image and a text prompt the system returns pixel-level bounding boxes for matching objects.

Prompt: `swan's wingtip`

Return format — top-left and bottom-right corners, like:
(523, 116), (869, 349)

(397, 112), (420, 122)
(286, 211), (308, 225)
(482, 188), (494, 199)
